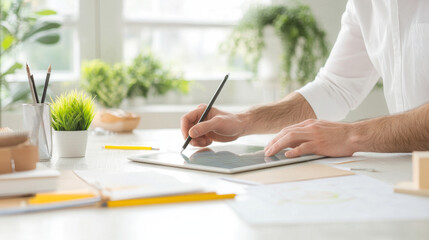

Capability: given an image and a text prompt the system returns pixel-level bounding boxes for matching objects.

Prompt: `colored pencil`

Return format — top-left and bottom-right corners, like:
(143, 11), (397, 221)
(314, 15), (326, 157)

(41, 64), (51, 103)
(25, 63), (36, 104)
(103, 145), (160, 150)
(105, 192), (236, 208)
(30, 74), (39, 103)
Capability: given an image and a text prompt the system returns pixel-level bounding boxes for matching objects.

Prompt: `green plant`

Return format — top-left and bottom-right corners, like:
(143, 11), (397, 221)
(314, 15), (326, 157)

(127, 52), (189, 98)
(81, 60), (128, 108)
(0, 0), (61, 125)
(221, 4), (329, 86)
(50, 90), (95, 131)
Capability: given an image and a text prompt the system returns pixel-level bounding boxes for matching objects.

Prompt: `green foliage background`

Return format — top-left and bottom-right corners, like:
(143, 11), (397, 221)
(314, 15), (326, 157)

(81, 60), (128, 108)
(127, 53), (189, 99)
(222, 4), (329, 86)
(81, 52), (189, 108)
(0, 0), (61, 126)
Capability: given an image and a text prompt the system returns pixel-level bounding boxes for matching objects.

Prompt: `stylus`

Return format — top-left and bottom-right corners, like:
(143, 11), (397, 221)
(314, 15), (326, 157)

(181, 73), (230, 153)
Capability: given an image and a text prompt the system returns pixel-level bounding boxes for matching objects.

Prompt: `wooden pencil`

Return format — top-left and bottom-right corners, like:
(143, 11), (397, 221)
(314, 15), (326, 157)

(30, 74), (39, 103)
(25, 63), (37, 104)
(41, 64), (51, 103)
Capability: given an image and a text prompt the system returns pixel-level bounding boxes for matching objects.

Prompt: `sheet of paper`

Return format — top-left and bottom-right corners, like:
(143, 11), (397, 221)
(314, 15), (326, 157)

(227, 163), (354, 184)
(228, 175), (429, 225)
(74, 171), (204, 201)
(314, 156), (367, 165)
(315, 153), (412, 165)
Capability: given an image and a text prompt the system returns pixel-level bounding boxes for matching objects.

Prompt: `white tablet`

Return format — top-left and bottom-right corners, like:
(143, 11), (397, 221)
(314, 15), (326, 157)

(128, 144), (324, 174)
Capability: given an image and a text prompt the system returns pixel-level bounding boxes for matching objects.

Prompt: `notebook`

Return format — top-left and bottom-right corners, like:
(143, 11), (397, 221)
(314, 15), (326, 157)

(0, 164), (59, 197)
(74, 171), (204, 201)
(0, 171), (99, 216)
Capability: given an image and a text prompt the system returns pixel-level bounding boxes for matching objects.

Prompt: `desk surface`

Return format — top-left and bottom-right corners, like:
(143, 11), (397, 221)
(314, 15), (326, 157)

(0, 129), (428, 240)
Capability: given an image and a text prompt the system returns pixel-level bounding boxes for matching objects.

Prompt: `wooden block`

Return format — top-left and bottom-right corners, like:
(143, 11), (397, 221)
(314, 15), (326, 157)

(412, 152), (429, 189)
(395, 181), (429, 197)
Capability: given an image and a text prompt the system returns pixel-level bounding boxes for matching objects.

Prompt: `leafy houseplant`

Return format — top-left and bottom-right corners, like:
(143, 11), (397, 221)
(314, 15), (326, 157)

(81, 53), (189, 132)
(50, 90), (95, 157)
(81, 52), (190, 107)
(0, 0), (61, 126)
(221, 4), (329, 86)
(127, 52), (189, 99)
(81, 60), (128, 108)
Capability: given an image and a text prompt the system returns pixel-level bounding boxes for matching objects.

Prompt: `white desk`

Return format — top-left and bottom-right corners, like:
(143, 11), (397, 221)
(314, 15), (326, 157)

(0, 129), (428, 240)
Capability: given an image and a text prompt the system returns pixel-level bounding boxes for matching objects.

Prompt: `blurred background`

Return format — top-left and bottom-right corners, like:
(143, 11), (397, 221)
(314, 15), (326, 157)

(0, 0), (388, 130)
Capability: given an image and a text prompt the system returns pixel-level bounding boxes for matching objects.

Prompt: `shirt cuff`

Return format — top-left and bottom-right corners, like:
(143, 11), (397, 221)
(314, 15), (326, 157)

(296, 76), (351, 121)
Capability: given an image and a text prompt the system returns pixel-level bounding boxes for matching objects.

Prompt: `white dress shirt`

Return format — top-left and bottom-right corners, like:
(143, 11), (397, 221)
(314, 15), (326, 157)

(297, 0), (429, 121)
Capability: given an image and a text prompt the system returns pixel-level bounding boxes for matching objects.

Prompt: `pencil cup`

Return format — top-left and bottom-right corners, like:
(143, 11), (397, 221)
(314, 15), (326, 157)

(22, 103), (53, 161)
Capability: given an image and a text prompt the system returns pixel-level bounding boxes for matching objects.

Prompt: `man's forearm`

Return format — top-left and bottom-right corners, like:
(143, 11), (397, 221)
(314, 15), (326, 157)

(350, 103), (429, 152)
(238, 92), (316, 135)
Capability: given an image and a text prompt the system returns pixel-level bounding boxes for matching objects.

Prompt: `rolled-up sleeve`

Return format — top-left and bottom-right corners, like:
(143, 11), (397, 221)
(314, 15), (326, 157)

(297, 0), (380, 121)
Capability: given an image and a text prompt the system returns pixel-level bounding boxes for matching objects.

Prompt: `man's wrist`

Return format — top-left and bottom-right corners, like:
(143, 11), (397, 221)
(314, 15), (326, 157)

(348, 121), (368, 153)
(237, 112), (252, 136)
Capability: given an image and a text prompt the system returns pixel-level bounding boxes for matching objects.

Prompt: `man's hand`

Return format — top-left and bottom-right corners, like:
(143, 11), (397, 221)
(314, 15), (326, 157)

(180, 104), (247, 147)
(264, 119), (357, 158)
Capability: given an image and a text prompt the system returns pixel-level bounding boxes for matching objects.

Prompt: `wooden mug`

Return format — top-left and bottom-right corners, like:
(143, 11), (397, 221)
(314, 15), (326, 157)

(12, 144), (39, 171)
(0, 148), (13, 174)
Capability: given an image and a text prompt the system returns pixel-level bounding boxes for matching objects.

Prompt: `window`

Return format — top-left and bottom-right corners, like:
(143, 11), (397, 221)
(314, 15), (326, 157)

(1, 0), (80, 81)
(123, 0), (269, 80)
(2, 0), (269, 100)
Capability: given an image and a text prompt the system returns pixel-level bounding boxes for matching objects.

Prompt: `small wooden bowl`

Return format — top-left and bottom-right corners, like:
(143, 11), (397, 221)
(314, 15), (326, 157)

(92, 109), (141, 133)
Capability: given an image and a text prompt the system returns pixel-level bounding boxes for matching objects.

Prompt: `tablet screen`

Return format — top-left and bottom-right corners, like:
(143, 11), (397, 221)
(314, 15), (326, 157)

(135, 145), (288, 170)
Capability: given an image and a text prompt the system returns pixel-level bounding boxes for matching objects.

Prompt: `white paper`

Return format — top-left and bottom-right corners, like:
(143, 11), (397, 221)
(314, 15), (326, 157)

(314, 156), (366, 165)
(228, 175), (429, 225)
(74, 171), (204, 201)
(315, 152), (412, 165)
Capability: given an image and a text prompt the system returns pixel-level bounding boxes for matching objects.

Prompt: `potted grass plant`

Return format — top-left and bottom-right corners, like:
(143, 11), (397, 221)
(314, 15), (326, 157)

(50, 90), (95, 157)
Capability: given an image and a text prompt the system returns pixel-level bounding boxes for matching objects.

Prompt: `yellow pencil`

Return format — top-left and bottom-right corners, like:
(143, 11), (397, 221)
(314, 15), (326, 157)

(29, 193), (96, 204)
(105, 192), (236, 208)
(103, 145), (160, 150)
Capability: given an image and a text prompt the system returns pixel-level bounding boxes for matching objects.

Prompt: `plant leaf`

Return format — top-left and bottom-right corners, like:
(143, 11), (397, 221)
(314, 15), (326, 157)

(1, 22), (13, 35)
(0, 62), (23, 79)
(1, 34), (15, 51)
(1, 83), (31, 110)
(34, 9), (57, 16)
(23, 21), (61, 41)
(35, 33), (60, 44)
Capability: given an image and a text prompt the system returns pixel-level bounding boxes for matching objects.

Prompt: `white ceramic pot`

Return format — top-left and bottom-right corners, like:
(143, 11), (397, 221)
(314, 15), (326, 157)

(53, 130), (88, 158)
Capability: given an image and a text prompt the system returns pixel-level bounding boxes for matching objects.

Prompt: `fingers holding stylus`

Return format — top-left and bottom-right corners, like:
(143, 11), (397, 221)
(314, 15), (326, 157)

(180, 104), (207, 139)
(189, 136), (213, 147)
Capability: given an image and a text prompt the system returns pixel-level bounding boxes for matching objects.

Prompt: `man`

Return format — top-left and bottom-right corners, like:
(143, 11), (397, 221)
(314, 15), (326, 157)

(181, 0), (429, 158)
